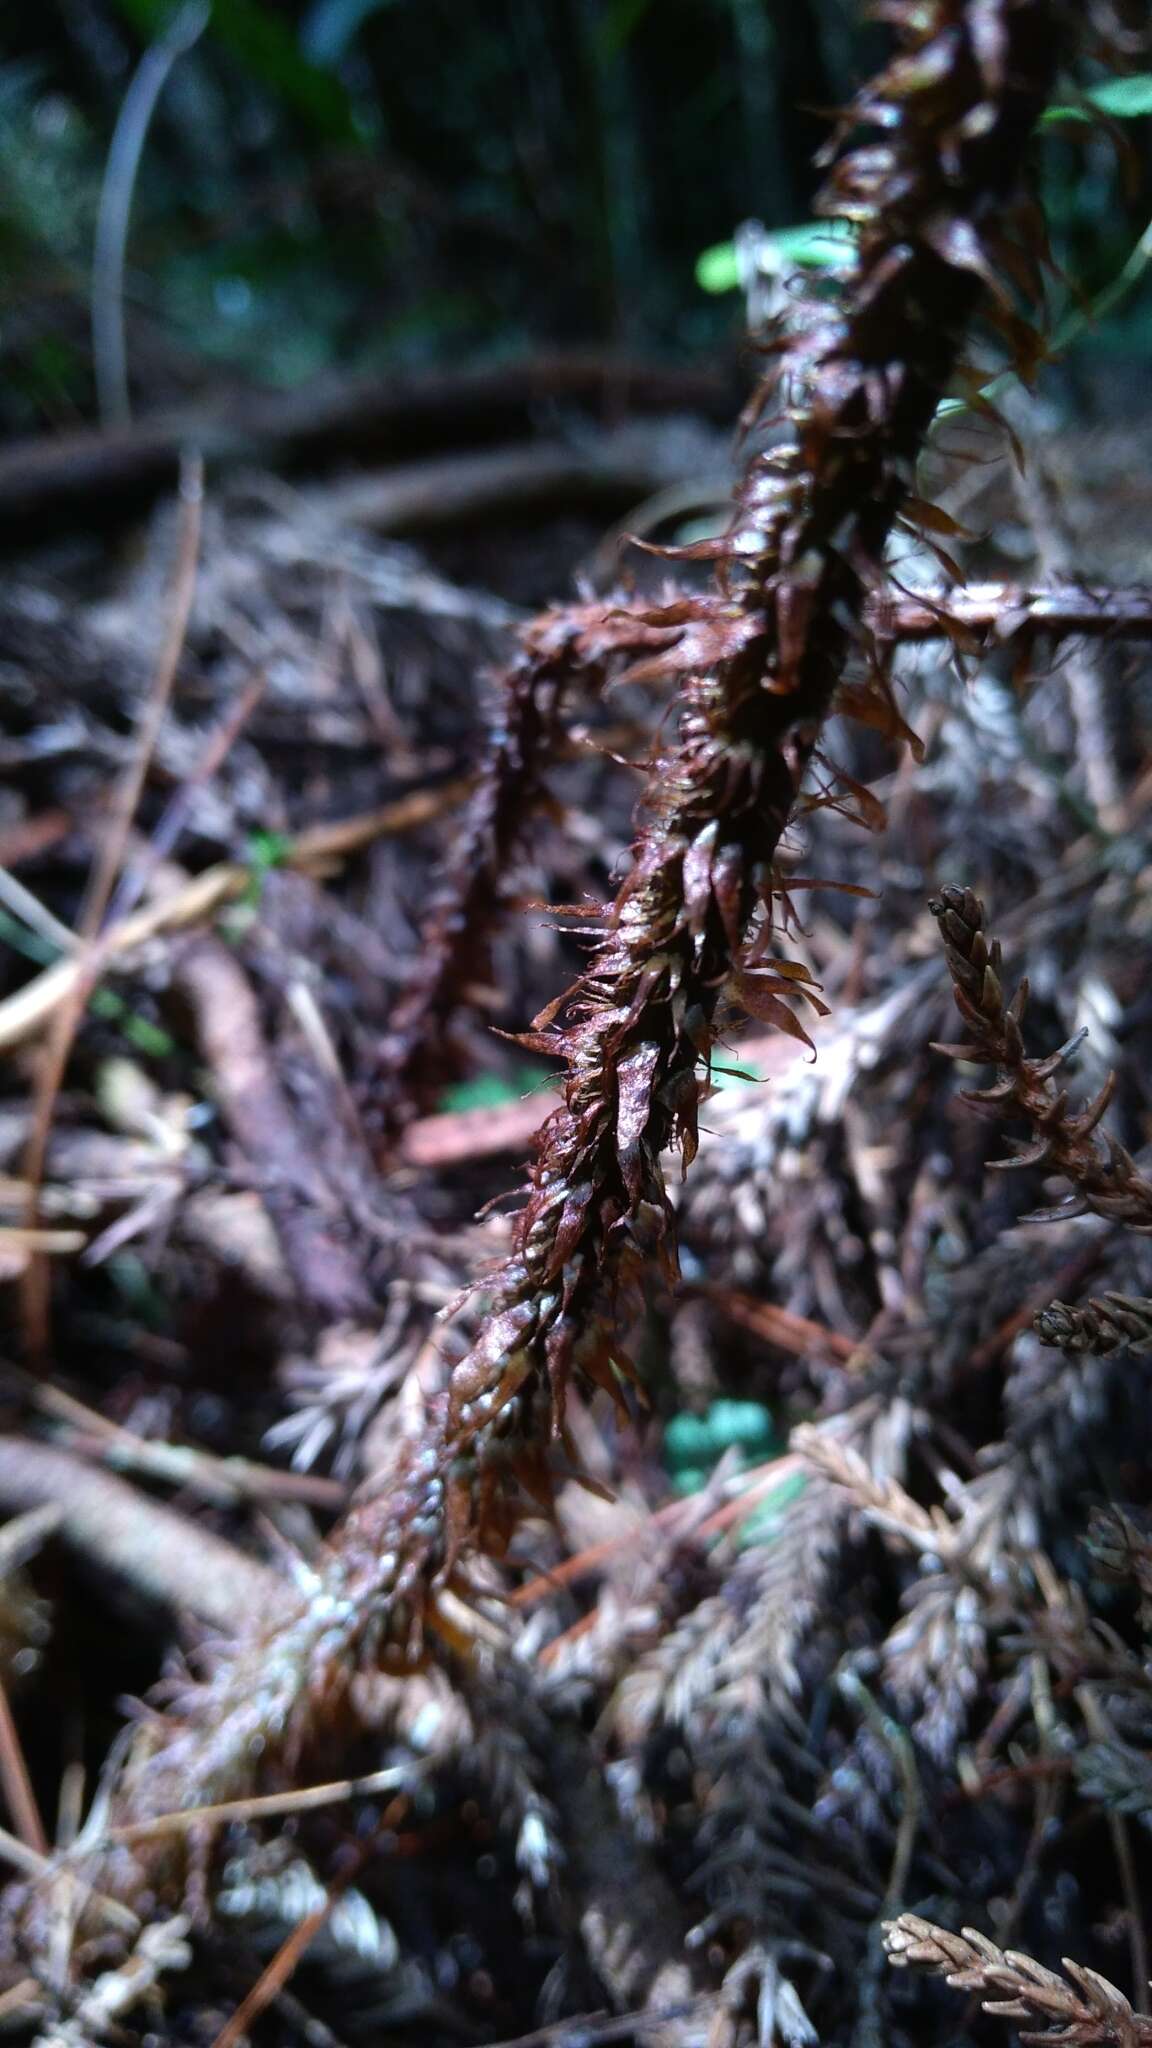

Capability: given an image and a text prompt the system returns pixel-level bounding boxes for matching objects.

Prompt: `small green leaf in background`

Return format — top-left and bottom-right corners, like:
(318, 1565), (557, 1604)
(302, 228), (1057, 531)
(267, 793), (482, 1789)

(246, 829), (292, 870)
(89, 989), (178, 1058)
(238, 828), (292, 908)
(695, 241), (743, 295)
(1041, 73), (1152, 126)
(664, 1398), (777, 1493)
(696, 218), (855, 295)
(438, 1062), (552, 1114)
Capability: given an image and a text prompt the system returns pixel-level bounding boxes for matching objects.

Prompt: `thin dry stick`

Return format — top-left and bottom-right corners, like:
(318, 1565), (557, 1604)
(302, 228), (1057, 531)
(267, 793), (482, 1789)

(19, 455), (203, 1362)
(511, 1449), (807, 1609)
(104, 666), (267, 930)
(175, 934), (375, 1322)
(0, 1438), (286, 1633)
(0, 1980), (40, 2026)
(0, 1824), (138, 1935)
(107, 1764), (412, 1847)
(207, 1888), (341, 2048)
(0, 1681), (47, 1858)
(30, 1379), (345, 1510)
(91, 1), (209, 427)
(877, 582), (1152, 644)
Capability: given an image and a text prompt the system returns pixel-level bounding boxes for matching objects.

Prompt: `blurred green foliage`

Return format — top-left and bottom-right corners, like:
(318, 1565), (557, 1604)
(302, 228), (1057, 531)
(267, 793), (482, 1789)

(1, 2), (1151, 437)
(664, 1397), (777, 1495)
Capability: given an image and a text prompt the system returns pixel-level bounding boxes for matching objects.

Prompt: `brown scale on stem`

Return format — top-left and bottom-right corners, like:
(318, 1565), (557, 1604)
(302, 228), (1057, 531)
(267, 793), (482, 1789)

(104, 0), (1063, 1876)
(930, 885), (1152, 1229)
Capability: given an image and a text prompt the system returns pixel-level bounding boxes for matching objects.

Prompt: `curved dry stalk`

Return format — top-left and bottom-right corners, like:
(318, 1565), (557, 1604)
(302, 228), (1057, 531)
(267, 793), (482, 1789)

(367, 598), (674, 1148)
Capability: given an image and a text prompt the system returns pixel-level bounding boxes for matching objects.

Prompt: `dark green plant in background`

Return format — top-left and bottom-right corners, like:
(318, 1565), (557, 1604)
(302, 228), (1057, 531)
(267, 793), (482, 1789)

(0, 2), (901, 429)
(4, 0), (1152, 436)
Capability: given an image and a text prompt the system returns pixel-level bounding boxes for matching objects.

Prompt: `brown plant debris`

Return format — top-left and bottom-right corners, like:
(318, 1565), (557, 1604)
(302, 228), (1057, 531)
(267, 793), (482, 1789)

(930, 885), (1152, 1227)
(91, 0), (1069, 1882)
(11, 3), (1152, 2046)
(1035, 1291), (1152, 1354)
(884, 1914), (1152, 2045)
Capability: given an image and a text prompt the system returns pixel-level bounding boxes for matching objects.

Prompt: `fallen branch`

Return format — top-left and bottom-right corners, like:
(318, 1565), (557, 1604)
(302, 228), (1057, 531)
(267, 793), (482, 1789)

(0, 351), (736, 536)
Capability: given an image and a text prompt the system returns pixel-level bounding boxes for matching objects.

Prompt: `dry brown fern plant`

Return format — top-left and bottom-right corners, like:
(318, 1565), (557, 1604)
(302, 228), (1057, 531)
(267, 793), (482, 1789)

(370, 579), (1152, 1157)
(17, 1), (1084, 2011)
(931, 884), (1152, 1377)
(930, 885), (1152, 1232)
(1036, 1291), (1152, 1356)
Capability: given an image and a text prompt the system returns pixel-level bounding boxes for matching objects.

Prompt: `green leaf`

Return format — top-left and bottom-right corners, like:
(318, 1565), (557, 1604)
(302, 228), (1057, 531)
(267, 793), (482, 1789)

(89, 989), (178, 1058)
(438, 1073), (523, 1112)
(671, 1465), (709, 1496)
(1093, 74), (1152, 117)
(695, 219), (855, 295)
(1041, 73), (1152, 126)
(246, 829), (292, 871)
(664, 1399), (776, 1475)
(437, 1063), (550, 1113)
(695, 242), (742, 295)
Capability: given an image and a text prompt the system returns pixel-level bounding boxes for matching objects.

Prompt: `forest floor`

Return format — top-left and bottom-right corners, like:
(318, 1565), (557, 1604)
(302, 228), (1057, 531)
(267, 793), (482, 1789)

(0, 359), (1151, 2048)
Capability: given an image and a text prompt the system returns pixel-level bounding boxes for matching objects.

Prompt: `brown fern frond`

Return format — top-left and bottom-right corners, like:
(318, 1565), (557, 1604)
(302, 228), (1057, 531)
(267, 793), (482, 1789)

(366, 595), (669, 1150)
(370, 567), (1152, 1146)
(416, 0), (1065, 1559)
(883, 1913), (1152, 2044)
(1035, 1292), (1152, 1354)
(98, 0), (1065, 1898)
(930, 886), (1152, 1228)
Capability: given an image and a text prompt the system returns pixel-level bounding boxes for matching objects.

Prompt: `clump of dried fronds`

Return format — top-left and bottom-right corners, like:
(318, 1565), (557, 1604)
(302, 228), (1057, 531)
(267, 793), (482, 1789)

(930, 885), (1152, 1227)
(84, 0), (1069, 1927)
(373, 0), (1065, 1610)
(884, 1914), (1152, 2045)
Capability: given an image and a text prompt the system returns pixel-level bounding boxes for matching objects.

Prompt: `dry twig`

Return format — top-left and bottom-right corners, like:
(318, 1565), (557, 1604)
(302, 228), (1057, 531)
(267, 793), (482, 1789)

(884, 1914), (1152, 2046)
(931, 886), (1152, 1227)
